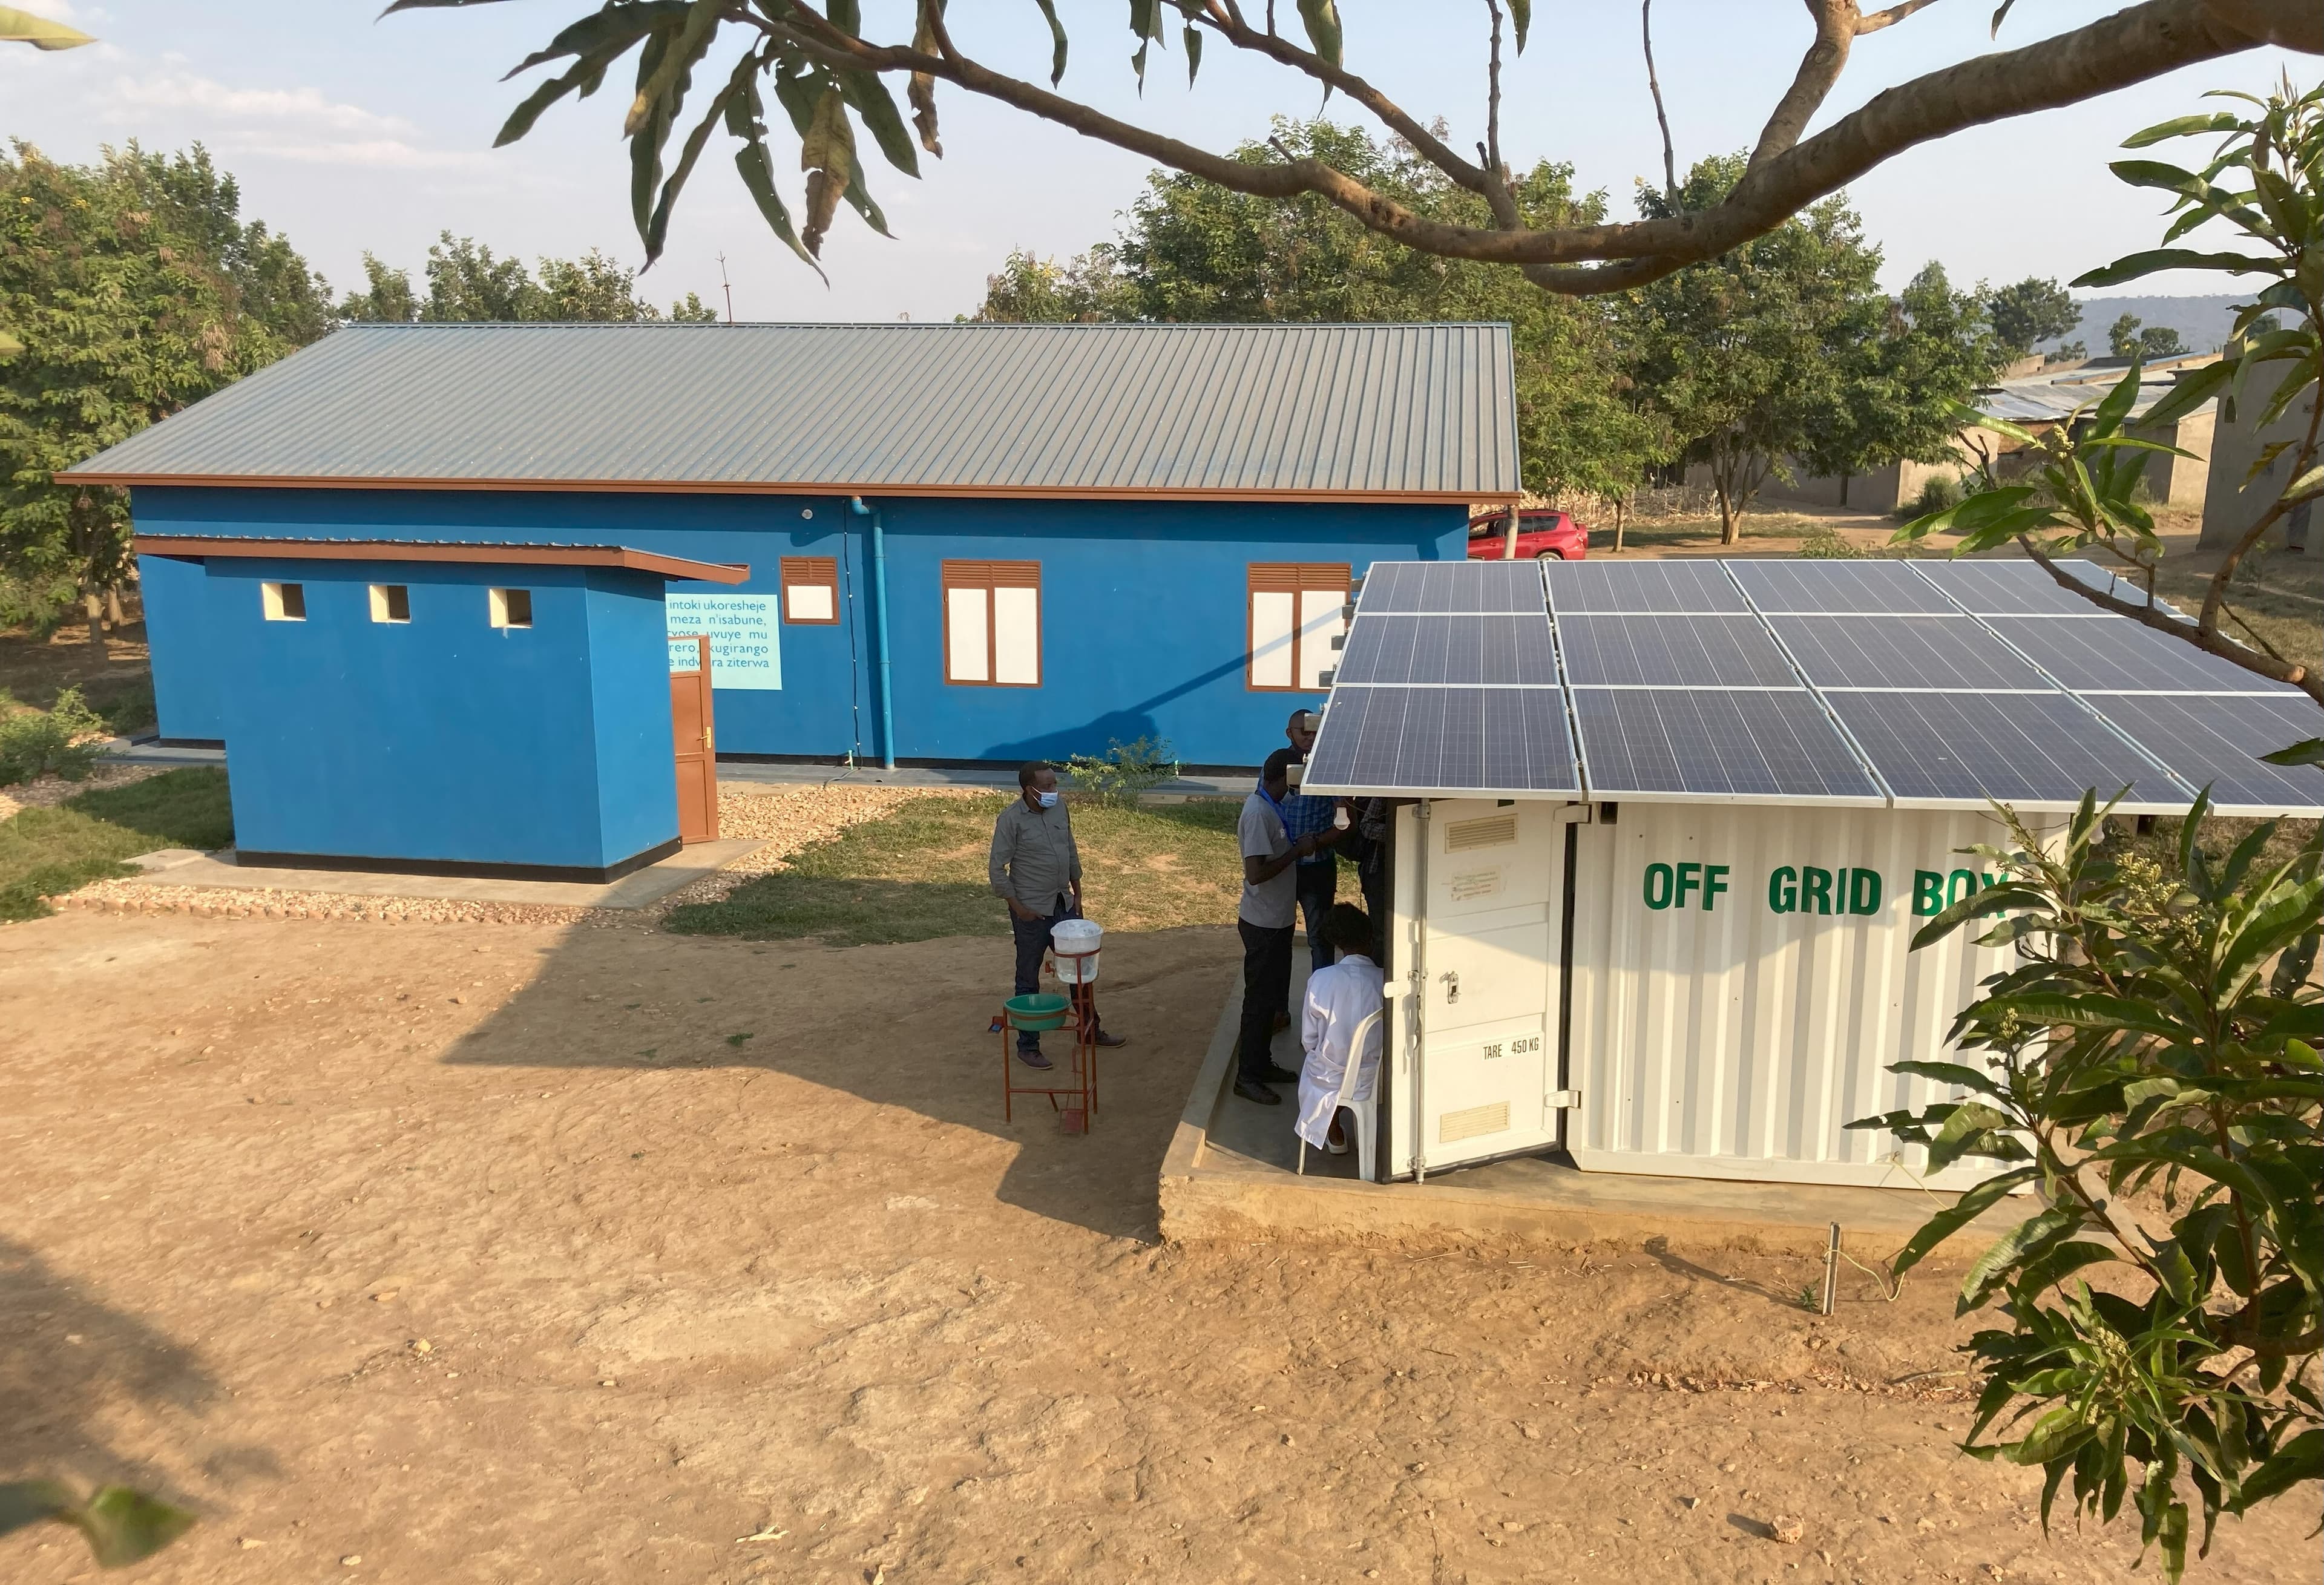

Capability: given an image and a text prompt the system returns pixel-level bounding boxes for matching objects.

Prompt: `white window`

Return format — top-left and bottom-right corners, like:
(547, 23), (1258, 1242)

(488, 587), (533, 629)
(369, 583), (410, 623)
(1247, 563), (1349, 691)
(261, 581), (306, 622)
(781, 556), (838, 623)
(941, 560), (1040, 687)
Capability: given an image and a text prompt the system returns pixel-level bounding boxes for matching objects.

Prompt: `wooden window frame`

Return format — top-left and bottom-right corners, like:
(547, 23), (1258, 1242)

(940, 559), (1042, 688)
(779, 555), (839, 625)
(1246, 562), (1350, 692)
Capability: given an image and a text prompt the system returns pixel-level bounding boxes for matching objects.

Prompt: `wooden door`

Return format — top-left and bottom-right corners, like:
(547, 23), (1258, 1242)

(670, 634), (718, 844)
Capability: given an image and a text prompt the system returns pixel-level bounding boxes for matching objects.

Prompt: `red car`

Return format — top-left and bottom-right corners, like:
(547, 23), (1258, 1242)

(1466, 509), (1589, 561)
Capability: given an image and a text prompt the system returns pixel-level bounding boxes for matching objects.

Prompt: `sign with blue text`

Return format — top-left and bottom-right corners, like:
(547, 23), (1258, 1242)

(667, 592), (781, 689)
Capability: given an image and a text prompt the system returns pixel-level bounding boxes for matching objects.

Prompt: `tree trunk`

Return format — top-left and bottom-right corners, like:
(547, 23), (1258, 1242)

(1613, 496), (1627, 554)
(84, 591), (105, 649)
(1502, 504), (1519, 561)
(1712, 458), (1740, 545)
(105, 586), (125, 628)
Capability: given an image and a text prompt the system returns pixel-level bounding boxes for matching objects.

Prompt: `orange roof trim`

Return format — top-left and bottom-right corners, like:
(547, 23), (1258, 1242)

(133, 536), (750, 585)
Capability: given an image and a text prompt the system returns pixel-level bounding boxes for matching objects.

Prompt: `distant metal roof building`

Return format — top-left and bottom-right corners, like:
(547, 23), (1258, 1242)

(65, 321), (1521, 503)
(1976, 356), (2221, 427)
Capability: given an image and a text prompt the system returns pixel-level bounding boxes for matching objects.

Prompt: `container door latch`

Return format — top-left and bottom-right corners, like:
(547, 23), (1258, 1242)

(1548, 1089), (1581, 1109)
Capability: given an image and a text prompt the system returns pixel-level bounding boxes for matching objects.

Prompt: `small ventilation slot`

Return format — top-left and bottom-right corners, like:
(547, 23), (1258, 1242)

(1439, 1101), (1511, 1144)
(1445, 813), (1518, 853)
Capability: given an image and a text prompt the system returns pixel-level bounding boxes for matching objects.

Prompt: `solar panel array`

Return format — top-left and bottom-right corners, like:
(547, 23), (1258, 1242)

(1301, 556), (2324, 813)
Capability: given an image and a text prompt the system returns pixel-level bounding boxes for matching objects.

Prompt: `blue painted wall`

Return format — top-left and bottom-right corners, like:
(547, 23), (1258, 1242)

(202, 555), (678, 869)
(134, 485), (1466, 767)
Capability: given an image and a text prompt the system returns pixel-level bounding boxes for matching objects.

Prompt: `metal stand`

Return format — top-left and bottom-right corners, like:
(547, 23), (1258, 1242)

(1000, 945), (1101, 1132)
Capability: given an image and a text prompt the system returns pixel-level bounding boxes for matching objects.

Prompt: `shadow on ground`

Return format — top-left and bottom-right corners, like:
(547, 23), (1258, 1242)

(0, 1235), (268, 1501)
(435, 922), (1241, 1242)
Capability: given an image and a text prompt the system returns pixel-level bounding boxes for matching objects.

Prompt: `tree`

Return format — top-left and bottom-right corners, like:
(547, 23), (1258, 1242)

(389, 0), (2321, 298)
(337, 233), (717, 323)
(2111, 310), (2190, 359)
(969, 248), (1135, 324)
(1984, 276), (2081, 361)
(1853, 793), (2321, 1583)
(1901, 77), (2324, 706)
(1618, 154), (1896, 543)
(974, 120), (1663, 505)
(1799, 260), (2005, 496)
(0, 143), (330, 640)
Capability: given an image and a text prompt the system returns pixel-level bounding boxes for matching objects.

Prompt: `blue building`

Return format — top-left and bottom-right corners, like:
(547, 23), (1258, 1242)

(71, 321), (1518, 778)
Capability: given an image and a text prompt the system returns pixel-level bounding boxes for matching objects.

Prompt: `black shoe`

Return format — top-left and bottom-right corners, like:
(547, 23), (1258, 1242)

(1258, 1062), (1302, 1085)
(1016, 1048), (1052, 1070)
(1233, 1079), (1283, 1105)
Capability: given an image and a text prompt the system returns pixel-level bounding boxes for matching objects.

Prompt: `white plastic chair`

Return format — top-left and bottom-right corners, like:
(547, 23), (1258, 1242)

(1296, 1008), (1382, 1184)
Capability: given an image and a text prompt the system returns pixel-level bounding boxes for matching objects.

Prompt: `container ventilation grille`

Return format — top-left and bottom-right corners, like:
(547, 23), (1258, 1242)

(1439, 1100), (1511, 1144)
(1445, 813), (1518, 853)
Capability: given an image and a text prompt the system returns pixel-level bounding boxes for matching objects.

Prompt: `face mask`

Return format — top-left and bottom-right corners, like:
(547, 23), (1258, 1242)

(1034, 790), (1060, 809)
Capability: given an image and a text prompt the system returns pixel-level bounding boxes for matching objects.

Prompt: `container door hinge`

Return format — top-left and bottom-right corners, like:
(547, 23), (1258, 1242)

(1548, 1089), (1582, 1109)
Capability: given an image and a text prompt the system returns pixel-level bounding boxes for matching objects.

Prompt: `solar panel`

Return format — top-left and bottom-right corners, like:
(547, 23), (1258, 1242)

(1543, 559), (1749, 613)
(1358, 559), (1546, 614)
(1826, 691), (2184, 807)
(1771, 614), (2051, 691)
(1912, 557), (2181, 619)
(1989, 616), (2298, 695)
(1304, 684), (1580, 795)
(2081, 694), (2324, 813)
(1728, 559), (1956, 614)
(1332, 612), (1560, 686)
(1555, 613), (1800, 687)
(1569, 687), (1882, 801)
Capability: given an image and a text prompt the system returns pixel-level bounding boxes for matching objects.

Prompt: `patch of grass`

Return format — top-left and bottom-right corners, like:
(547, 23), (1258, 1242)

(0, 768), (232, 922)
(666, 792), (1249, 945)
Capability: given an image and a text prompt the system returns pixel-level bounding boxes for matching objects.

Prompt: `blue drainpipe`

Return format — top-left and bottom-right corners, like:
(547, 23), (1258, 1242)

(850, 496), (896, 769)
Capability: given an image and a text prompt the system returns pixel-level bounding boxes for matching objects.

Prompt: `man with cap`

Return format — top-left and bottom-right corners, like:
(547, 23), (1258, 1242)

(1233, 747), (1341, 1104)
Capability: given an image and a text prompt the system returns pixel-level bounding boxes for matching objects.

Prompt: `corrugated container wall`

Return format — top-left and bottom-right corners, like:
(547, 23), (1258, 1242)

(1564, 803), (2052, 1190)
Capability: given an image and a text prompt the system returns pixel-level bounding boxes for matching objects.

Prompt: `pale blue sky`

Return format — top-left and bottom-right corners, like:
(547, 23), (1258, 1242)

(2, 1), (2309, 320)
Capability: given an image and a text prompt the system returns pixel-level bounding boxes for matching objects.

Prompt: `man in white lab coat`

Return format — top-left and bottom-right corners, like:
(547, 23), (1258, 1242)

(1295, 904), (1385, 1155)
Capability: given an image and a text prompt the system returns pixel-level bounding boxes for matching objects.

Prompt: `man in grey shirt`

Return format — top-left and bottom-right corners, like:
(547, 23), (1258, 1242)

(990, 761), (1125, 1068)
(1233, 747), (1338, 1104)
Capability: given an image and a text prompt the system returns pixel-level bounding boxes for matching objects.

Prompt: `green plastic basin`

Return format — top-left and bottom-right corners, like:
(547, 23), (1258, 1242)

(1003, 993), (1072, 1032)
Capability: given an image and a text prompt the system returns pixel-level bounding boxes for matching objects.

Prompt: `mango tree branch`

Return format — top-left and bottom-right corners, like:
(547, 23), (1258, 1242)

(746, 0), (2303, 290)
(1749, 0), (1862, 170)
(2019, 538), (2323, 704)
(1856, 0), (1950, 34)
(1642, 0), (1678, 206)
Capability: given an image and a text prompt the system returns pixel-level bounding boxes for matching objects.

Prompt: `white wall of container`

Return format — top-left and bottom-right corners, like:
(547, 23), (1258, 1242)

(1385, 798), (2053, 1190)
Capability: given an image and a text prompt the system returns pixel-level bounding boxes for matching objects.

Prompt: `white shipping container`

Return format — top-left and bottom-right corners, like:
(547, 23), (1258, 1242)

(1385, 798), (2052, 1189)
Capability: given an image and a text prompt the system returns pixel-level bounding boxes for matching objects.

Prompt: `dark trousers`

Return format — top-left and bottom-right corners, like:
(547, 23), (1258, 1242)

(1011, 896), (1095, 1052)
(1295, 860), (1339, 985)
(1236, 917), (1296, 1081)
(1356, 836), (1390, 958)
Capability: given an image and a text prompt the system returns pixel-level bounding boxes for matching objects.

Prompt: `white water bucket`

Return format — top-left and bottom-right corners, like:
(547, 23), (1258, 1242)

(1050, 918), (1103, 984)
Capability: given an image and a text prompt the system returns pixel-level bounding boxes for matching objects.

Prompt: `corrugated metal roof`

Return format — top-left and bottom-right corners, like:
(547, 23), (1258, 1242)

(66, 321), (1521, 501)
(1976, 365), (2217, 426)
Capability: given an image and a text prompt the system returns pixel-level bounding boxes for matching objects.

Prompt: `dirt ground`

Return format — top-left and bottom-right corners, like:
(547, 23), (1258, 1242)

(3, 911), (2314, 1585)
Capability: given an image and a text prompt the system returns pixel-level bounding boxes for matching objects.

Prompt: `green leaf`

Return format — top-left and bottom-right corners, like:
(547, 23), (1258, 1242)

(0, 1478), (77, 1535)
(71, 1487), (198, 1569)
(1928, 1101), (2015, 1172)
(500, 1), (688, 82)
(2286, 463), (2324, 504)
(1911, 882), (2045, 950)
(1184, 21), (1200, 84)
(2137, 359), (2232, 428)
(1960, 1207), (2075, 1311)
(836, 64), (921, 179)
(724, 74), (822, 276)
(2091, 363), (2142, 434)
(2235, 1429), (2322, 1509)
(624, 0), (722, 139)
(1296, 0), (1342, 66)
(2258, 737), (2324, 767)
(1509, 0), (1529, 51)
(1030, 0), (1068, 84)
(1978, 993), (2187, 1040)
(1887, 1059), (2009, 1100)
(645, 62), (747, 263)
(2120, 111), (2242, 148)
(2071, 249), (2285, 289)
(1887, 1166), (2037, 1281)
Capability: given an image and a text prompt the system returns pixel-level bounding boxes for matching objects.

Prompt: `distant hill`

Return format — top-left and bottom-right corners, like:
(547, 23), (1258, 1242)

(2037, 293), (2250, 355)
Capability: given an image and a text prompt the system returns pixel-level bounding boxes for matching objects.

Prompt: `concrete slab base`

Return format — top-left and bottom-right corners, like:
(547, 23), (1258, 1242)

(1158, 959), (2025, 1260)
(127, 838), (764, 910)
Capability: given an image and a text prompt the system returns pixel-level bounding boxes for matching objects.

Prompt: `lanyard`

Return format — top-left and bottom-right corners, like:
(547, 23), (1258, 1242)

(1256, 782), (1295, 845)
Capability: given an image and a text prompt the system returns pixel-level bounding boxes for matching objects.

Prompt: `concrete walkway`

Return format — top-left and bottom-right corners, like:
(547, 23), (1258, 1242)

(1158, 959), (2024, 1259)
(101, 740), (1253, 800)
(122, 838), (764, 910)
